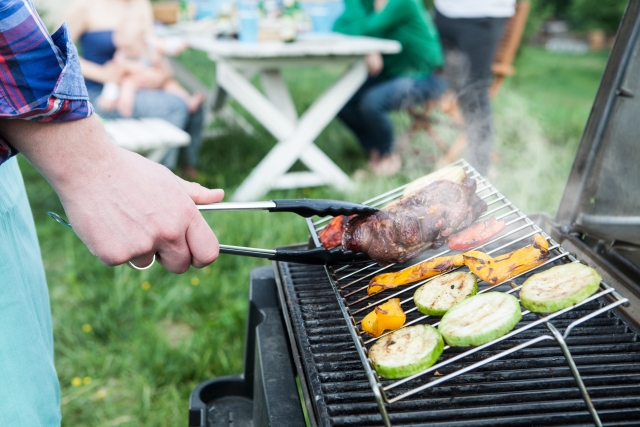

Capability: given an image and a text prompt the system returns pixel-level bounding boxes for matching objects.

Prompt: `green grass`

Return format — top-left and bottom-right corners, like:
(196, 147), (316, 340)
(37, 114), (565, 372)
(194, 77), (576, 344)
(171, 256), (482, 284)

(19, 45), (608, 426)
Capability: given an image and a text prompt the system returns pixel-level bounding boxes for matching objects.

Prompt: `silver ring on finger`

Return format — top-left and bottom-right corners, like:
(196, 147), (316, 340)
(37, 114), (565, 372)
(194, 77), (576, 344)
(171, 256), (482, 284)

(127, 253), (156, 270)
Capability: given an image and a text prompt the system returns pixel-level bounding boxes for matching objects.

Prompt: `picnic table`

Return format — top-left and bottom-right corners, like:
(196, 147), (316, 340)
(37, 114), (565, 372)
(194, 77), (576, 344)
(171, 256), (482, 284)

(182, 33), (401, 201)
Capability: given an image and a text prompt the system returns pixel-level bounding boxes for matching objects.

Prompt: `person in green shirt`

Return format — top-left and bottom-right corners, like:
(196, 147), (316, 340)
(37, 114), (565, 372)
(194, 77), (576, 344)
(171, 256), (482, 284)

(334, 0), (445, 175)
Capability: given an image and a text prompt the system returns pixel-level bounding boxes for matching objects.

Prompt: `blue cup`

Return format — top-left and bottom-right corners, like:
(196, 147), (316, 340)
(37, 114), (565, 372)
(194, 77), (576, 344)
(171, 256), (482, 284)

(236, 0), (258, 11)
(326, 0), (344, 25)
(238, 10), (259, 42)
(194, 0), (215, 19)
(310, 5), (331, 33)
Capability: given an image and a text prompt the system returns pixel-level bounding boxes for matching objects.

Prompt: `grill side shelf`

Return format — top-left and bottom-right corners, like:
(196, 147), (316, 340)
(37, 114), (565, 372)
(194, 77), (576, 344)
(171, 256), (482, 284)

(306, 160), (633, 427)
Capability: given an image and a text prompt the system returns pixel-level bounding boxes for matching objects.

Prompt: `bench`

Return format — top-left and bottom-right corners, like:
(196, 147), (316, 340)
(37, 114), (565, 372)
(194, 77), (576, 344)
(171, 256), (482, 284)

(103, 118), (191, 163)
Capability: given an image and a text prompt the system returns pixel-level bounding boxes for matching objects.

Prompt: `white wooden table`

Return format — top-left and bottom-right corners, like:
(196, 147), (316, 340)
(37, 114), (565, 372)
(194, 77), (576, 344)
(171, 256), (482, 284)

(183, 33), (401, 201)
(103, 118), (191, 163)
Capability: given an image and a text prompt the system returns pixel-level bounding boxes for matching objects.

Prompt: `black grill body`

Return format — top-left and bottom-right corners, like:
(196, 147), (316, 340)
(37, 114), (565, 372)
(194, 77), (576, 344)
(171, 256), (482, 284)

(275, 255), (640, 427)
(188, 267), (305, 427)
(189, 246), (640, 427)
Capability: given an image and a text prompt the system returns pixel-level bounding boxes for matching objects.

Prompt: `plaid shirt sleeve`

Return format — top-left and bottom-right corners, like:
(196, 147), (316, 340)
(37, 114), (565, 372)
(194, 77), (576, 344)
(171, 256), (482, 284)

(0, 0), (94, 165)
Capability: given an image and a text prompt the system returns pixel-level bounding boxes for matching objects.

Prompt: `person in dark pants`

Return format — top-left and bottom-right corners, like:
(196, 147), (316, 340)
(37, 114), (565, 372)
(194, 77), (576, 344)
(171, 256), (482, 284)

(434, 0), (515, 175)
(334, 0), (446, 176)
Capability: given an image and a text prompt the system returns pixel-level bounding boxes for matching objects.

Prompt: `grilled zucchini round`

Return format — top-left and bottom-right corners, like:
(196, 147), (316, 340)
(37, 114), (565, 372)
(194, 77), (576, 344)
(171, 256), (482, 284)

(519, 263), (602, 313)
(438, 292), (522, 347)
(413, 271), (477, 316)
(368, 324), (444, 379)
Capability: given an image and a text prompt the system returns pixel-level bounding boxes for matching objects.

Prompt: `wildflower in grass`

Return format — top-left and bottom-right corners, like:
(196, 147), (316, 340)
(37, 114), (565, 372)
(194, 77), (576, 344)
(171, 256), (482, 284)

(191, 277), (200, 286)
(82, 324), (92, 333)
(142, 281), (151, 291)
(96, 389), (107, 399)
(71, 377), (82, 387)
(83, 376), (92, 385)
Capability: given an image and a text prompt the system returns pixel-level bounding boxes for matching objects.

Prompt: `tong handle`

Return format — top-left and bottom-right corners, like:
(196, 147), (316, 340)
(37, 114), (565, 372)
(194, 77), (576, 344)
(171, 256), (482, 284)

(268, 199), (377, 217)
(219, 245), (369, 265)
(197, 199), (377, 217)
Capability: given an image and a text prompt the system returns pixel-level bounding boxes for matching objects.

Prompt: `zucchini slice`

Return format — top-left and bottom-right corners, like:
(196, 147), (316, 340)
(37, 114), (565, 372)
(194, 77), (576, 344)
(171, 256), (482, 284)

(413, 272), (478, 316)
(519, 263), (602, 313)
(369, 324), (444, 379)
(438, 292), (522, 347)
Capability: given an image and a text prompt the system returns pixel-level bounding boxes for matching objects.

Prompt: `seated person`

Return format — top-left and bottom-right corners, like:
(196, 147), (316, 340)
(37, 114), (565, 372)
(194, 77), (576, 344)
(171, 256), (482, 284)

(334, 0), (446, 175)
(99, 19), (204, 118)
(65, 0), (204, 179)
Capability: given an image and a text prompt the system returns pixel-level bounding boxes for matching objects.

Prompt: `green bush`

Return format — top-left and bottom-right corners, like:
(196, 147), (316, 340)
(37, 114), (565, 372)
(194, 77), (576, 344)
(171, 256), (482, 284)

(568, 0), (627, 33)
(523, 0), (554, 42)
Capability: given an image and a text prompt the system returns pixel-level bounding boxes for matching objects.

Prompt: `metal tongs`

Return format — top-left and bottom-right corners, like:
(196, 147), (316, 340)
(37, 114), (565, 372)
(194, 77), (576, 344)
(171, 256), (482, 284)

(48, 199), (376, 265)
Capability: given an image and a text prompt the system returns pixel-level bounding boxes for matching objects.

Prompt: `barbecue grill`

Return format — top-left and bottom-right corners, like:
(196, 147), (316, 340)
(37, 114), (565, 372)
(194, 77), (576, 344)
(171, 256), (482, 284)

(188, 2), (640, 426)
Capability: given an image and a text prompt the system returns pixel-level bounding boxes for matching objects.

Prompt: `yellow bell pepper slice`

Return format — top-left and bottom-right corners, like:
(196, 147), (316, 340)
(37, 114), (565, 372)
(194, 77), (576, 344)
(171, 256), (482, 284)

(361, 298), (407, 337)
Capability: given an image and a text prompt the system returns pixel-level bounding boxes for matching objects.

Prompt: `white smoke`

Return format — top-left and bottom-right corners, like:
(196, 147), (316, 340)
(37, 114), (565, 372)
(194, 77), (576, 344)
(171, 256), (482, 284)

(388, 87), (580, 216)
(490, 89), (579, 215)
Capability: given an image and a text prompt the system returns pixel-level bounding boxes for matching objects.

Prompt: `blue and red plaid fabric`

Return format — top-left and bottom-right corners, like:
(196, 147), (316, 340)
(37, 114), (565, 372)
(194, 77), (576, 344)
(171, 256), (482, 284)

(0, 0), (93, 166)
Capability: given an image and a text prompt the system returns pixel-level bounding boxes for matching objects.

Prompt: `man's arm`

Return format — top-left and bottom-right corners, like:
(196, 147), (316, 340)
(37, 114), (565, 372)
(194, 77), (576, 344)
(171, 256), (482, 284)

(0, 115), (224, 273)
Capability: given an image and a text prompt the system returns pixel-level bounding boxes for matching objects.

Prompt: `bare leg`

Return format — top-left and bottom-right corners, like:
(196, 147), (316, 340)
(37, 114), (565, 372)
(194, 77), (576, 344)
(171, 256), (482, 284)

(117, 77), (138, 117)
(163, 79), (204, 113)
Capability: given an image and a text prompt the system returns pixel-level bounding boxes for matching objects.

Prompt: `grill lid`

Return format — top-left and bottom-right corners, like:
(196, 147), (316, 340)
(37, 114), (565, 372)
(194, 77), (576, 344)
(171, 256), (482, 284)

(556, 0), (640, 247)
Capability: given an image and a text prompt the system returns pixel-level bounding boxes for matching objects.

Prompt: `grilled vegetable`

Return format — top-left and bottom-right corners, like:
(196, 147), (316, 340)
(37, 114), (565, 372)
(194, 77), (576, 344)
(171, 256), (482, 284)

(401, 165), (466, 197)
(318, 214), (355, 248)
(368, 254), (465, 295)
(519, 263), (602, 313)
(361, 298), (407, 337)
(369, 324), (444, 379)
(439, 292), (522, 347)
(463, 234), (550, 285)
(447, 216), (507, 251)
(413, 272), (477, 316)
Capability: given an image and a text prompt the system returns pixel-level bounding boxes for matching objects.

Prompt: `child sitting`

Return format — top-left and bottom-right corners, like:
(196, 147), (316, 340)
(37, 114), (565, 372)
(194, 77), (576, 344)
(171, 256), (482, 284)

(98, 20), (203, 117)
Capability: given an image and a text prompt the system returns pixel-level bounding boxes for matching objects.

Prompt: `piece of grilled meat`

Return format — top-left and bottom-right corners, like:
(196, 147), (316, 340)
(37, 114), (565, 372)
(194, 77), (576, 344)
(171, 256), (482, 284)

(342, 178), (487, 264)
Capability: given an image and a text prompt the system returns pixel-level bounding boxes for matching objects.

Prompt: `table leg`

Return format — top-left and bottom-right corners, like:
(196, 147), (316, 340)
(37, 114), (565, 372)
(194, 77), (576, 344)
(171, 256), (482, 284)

(260, 69), (298, 123)
(217, 61), (294, 140)
(211, 86), (228, 112)
(218, 60), (367, 201)
(257, 68), (361, 192)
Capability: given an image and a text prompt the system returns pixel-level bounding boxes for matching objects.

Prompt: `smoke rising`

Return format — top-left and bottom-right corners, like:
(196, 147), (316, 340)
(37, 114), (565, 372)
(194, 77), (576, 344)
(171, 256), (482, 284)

(386, 87), (579, 216)
(490, 89), (578, 215)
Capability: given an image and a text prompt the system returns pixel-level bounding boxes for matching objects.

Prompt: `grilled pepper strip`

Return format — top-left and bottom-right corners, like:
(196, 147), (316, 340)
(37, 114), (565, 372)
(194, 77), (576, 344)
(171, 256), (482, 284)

(463, 234), (550, 285)
(361, 298), (406, 337)
(368, 254), (465, 295)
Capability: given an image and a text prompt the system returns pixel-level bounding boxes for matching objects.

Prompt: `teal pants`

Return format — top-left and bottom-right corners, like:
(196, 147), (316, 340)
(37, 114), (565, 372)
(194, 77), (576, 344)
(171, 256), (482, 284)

(0, 157), (61, 426)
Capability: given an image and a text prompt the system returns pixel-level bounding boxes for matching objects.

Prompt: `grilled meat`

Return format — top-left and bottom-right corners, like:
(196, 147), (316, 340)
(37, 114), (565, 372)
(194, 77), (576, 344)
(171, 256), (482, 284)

(447, 216), (506, 251)
(342, 178), (487, 264)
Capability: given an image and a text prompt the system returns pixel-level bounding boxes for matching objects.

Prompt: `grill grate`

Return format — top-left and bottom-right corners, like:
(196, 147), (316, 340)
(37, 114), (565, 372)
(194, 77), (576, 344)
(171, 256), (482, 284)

(277, 160), (639, 426)
(277, 262), (640, 426)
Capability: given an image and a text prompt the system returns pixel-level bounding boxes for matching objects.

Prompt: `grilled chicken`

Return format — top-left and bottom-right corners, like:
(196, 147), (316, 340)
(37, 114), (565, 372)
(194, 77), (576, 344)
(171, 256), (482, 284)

(342, 178), (487, 264)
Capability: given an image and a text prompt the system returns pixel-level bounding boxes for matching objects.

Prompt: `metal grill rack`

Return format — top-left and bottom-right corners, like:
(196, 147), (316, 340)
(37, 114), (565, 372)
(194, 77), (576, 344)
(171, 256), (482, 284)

(305, 160), (631, 427)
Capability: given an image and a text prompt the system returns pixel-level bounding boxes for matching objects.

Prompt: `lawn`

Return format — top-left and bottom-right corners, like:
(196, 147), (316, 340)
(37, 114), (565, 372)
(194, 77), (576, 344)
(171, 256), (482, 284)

(18, 45), (609, 426)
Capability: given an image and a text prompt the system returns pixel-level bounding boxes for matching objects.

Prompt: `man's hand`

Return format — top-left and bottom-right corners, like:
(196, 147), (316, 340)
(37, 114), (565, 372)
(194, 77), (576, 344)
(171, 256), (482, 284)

(0, 116), (224, 273)
(365, 52), (384, 77)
